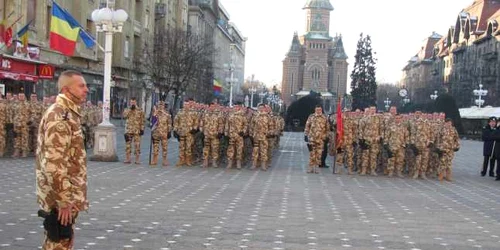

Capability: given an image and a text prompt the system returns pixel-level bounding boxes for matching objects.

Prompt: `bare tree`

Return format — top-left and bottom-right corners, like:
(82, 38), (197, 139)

(144, 27), (216, 109)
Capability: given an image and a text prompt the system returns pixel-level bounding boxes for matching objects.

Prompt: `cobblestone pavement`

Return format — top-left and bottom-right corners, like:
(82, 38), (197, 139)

(0, 128), (499, 250)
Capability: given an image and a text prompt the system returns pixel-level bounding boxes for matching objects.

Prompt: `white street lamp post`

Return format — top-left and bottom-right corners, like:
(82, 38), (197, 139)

(473, 84), (488, 108)
(259, 91), (265, 104)
(225, 44), (238, 107)
(249, 86), (256, 108)
(430, 90), (438, 100)
(90, 2), (128, 162)
(384, 97), (391, 111)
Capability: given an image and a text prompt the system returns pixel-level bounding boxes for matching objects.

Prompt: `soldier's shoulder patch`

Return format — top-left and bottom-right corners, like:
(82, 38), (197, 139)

(55, 122), (68, 132)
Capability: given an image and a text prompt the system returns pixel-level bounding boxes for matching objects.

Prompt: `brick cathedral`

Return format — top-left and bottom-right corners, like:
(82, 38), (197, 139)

(281, 0), (348, 112)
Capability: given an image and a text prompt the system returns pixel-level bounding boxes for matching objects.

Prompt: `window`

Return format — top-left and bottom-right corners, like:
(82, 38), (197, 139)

(124, 38), (130, 58)
(86, 19), (93, 34)
(312, 68), (320, 80)
(144, 11), (149, 30)
(27, 0), (36, 26)
(46, 5), (52, 38)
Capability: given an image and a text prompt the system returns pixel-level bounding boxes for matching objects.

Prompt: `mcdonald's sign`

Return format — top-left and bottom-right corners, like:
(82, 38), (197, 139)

(38, 65), (54, 79)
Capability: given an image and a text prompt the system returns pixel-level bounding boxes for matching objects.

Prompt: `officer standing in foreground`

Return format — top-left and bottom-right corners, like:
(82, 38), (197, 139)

(123, 97), (145, 164)
(304, 104), (329, 174)
(36, 70), (89, 249)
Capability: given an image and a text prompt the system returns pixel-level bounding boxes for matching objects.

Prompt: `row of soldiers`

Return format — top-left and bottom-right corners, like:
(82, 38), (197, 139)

(0, 92), (103, 157)
(324, 106), (460, 181)
(122, 98), (285, 170)
(0, 93), (49, 158)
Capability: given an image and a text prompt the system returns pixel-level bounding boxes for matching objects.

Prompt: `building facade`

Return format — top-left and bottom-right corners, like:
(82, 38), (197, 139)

(281, 0), (348, 112)
(402, 0), (500, 108)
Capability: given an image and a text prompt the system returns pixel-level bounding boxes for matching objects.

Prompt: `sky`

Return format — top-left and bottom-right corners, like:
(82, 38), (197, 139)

(220, 0), (474, 88)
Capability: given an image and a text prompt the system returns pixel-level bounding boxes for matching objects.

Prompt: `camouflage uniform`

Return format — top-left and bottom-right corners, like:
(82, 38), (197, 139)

(151, 103), (172, 166)
(436, 123), (460, 181)
(386, 119), (406, 177)
(359, 114), (381, 175)
(267, 113), (278, 165)
(200, 108), (224, 168)
(411, 116), (431, 179)
(36, 94), (88, 249)
(225, 109), (248, 169)
(0, 99), (6, 156)
(304, 113), (329, 173)
(13, 100), (31, 157)
(123, 106), (145, 164)
(249, 110), (271, 170)
(173, 107), (196, 166)
(341, 114), (356, 174)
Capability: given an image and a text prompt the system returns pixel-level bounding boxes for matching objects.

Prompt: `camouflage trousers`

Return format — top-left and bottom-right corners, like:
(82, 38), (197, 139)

(0, 128), (5, 156)
(125, 133), (141, 156)
(252, 139), (269, 163)
(387, 148), (405, 173)
(203, 136), (220, 161)
(438, 151), (454, 174)
(415, 148), (430, 173)
(227, 136), (244, 161)
(152, 134), (168, 159)
(308, 141), (323, 166)
(337, 145), (354, 170)
(14, 125), (29, 152)
(428, 151), (439, 175)
(178, 135), (194, 163)
(361, 144), (379, 174)
(267, 137), (275, 161)
(30, 126), (38, 152)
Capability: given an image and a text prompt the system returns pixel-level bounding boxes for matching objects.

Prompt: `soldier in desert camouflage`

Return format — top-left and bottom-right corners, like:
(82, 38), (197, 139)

(13, 94), (31, 158)
(225, 102), (248, 169)
(249, 103), (272, 171)
(123, 97), (145, 164)
(304, 104), (329, 174)
(435, 118), (460, 182)
(150, 101), (172, 167)
(200, 102), (224, 168)
(30, 94), (44, 153)
(36, 70), (89, 250)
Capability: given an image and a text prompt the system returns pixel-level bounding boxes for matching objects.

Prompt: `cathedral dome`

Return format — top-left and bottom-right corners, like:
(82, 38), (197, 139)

(303, 0), (334, 10)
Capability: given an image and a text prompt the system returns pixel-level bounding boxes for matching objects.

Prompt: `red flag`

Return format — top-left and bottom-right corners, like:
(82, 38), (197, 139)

(4, 27), (12, 47)
(335, 98), (343, 150)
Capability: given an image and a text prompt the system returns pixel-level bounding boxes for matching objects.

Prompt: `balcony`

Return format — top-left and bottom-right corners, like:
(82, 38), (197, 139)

(133, 20), (142, 35)
(482, 51), (497, 61)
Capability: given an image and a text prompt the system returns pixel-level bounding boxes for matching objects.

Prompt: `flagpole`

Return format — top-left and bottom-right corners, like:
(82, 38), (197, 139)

(333, 76), (341, 174)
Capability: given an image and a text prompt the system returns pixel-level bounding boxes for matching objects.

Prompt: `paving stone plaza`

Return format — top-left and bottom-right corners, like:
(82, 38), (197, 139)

(0, 128), (499, 250)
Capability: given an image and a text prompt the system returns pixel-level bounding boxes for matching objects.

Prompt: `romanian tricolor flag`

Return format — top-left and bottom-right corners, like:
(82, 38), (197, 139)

(49, 2), (95, 56)
(213, 79), (222, 95)
(17, 20), (32, 48)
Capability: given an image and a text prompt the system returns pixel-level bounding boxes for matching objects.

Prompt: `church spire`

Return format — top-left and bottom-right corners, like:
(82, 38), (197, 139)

(303, 0), (334, 11)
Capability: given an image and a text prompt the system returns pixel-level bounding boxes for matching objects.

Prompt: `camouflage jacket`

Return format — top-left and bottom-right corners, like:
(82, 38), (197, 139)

(174, 109), (196, 136)
(123, 107), (145, 135)
(153, 109), (172, 137)
(437, 125), (460, 153)
(36, 94), (87, 212)
(249, 112), (271, 141)
(0, 101), (6, 126)
(14, 101), (31, 127)
(225, 110), (247, 138)
(305, 113), (329, 143)
(411, 118), (430, 149)
(200, 111), (224, 138)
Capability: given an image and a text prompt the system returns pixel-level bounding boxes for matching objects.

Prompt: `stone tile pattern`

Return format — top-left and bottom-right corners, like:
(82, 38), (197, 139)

(0, 129), (499, 250)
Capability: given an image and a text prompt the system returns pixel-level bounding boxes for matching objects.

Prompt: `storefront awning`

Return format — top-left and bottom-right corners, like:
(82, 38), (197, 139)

(0, 70), (39, 82)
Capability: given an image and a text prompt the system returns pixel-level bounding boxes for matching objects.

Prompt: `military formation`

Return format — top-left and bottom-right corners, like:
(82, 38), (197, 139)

(123, 99), (285, 171)
(0, 92), (101, 158)
(325, 106), (460, 182)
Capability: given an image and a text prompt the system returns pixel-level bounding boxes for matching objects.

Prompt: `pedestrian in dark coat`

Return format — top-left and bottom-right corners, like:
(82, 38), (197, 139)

(482, 117), (499, 177)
